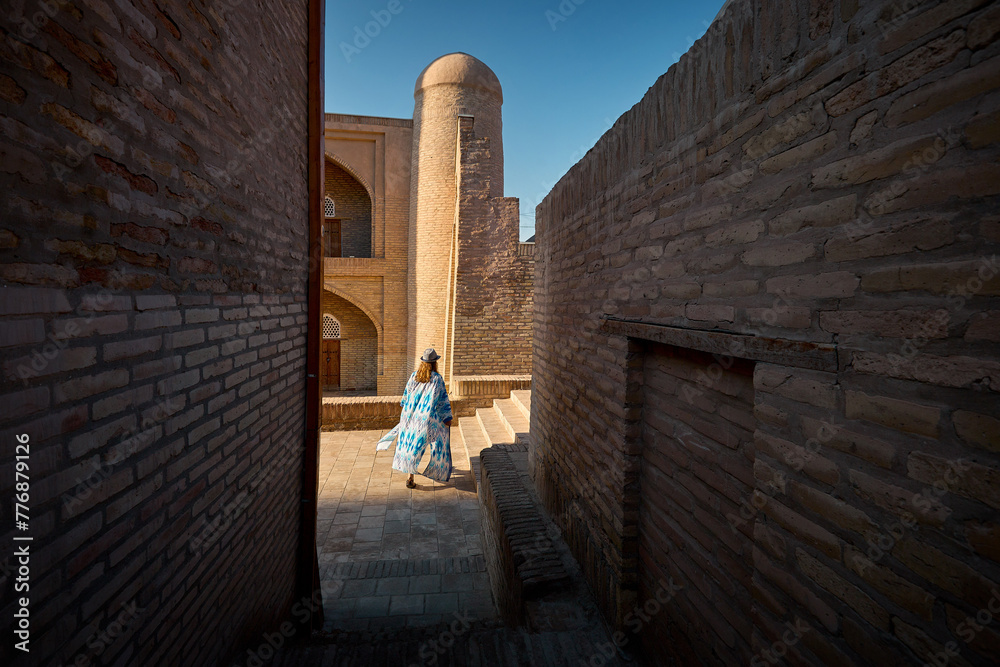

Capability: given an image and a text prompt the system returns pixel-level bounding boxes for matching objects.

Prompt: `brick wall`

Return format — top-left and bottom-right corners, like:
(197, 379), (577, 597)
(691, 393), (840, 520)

(534, 0), (1000, 664)
(450, 117), (533, 376)
(0, 2), (312, 666)
(638, 344), (756, 663)
(324, 158), (371, 258)
(321, 289), (377, 391)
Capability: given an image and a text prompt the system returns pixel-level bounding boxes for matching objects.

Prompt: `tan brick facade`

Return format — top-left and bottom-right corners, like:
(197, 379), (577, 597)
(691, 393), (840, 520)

(324, 115), (411, 394)
(533, 1), (1000, 665)
(408, 56), (506, 375)
(450, 117), (533, 376)
(324, 54), (533, 396)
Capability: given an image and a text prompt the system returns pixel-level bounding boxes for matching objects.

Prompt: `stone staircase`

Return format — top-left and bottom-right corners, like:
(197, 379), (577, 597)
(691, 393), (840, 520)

(457, 389), (533, 486)
(266, 391), (640, 666)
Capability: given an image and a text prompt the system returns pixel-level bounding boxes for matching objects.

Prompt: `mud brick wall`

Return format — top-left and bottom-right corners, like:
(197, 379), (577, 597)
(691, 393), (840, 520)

(638, 344), (756, 663)
(534, 0), (1000, 664)
(451, 119), (533, 376)
(0, 2), (311, 666)
(324, 159), (372, 258)
(321, 290), (377, 391)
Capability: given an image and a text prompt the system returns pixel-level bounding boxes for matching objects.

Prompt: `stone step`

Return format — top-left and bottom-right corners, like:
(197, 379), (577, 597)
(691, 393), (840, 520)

(476, 404), (516, 448)
(459, 416), (490, 488)
(510, 389), (531, 420)
(493, 397), (529, 444)
(477, 405), (531, 477)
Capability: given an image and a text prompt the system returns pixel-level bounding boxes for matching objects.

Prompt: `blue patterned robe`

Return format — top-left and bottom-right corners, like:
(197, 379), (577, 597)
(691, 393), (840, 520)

(377, 371), (453, 482)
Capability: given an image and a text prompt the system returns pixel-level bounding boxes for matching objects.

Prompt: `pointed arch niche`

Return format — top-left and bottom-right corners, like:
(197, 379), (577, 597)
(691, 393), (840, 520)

(321, 288), (378, 391)
(323, 154), (374, 259)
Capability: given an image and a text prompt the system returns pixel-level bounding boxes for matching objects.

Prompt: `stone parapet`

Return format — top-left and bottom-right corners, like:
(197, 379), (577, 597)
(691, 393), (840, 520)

(450, 374), (532, 399)
(321, 394), (507, 430)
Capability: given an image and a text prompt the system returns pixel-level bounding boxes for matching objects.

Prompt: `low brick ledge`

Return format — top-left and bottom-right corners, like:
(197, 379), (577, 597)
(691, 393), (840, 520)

(478, 447), (569, 626)
(451, 375), (532, 399)
(322, 395), (505, 430)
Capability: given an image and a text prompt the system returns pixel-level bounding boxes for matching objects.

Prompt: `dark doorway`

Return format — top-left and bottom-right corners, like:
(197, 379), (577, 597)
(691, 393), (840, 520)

(637, 342), (755, 664)
(324, 218), (342, 257)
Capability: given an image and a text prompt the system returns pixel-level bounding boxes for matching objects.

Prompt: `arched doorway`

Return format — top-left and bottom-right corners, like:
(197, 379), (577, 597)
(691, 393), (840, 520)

(324, 158), (373, 258)
(321, 314), (341, 389)
(322, 289), (378, 392)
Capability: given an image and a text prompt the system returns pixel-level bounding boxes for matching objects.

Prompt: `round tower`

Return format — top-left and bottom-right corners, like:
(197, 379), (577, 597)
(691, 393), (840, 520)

(407, 53), (504, 371)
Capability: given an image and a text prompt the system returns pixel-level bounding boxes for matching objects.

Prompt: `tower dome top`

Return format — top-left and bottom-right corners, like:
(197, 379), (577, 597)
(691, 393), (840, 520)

(414, 53), (502, 101)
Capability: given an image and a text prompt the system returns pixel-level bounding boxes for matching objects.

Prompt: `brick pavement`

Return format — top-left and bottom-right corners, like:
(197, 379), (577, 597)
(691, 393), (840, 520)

(316, 429), (495, 632)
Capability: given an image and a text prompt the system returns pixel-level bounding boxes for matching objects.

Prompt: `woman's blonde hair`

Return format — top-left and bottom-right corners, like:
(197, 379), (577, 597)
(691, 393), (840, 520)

(415, 360), (436, 383)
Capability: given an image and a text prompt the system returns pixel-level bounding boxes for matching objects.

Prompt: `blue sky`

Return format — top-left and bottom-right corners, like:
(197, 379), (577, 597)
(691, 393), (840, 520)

(325, 0), (726, 240)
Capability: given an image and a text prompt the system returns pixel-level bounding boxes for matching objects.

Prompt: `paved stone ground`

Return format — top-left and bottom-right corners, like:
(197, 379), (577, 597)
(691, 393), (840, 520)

(267, 428), (642, 666)
(316, 429), (496, 632)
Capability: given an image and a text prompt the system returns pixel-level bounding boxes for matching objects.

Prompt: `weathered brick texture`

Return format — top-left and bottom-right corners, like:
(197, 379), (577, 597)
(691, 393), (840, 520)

(0, 2), (311, 666)
(637, 344), (756, 663)
(477, 447), (569, 626)
(533, 0), (1000, 665)
(451, 118), (533, 376)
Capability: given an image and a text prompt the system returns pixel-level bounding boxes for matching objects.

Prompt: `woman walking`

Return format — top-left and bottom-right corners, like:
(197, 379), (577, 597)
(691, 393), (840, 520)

(377, 348), (453, 487)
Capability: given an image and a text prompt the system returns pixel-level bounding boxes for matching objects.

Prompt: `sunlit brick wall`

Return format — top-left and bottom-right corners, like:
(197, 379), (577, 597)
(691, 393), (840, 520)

(451, 120), (533, 376)
(408, 76), (503, 367)
(534, 0), (1000, 664)
(0, 2), (311, 665)
(323, 115), (412, 394)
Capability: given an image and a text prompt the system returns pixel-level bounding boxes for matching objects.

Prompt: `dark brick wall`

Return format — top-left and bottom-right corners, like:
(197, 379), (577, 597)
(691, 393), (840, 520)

(534, 0), (1000, 664)
(0, 2), (311, 666)
(638, 344), (755, 664)
(324, 158), (372, 258)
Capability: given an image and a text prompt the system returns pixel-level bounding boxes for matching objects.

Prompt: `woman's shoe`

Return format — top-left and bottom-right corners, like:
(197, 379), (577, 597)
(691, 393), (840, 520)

(406, 478), (416, 489)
